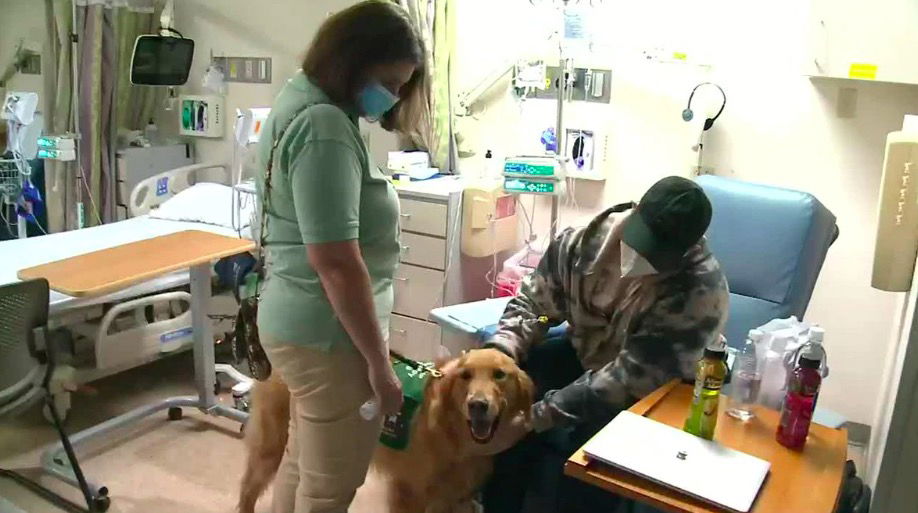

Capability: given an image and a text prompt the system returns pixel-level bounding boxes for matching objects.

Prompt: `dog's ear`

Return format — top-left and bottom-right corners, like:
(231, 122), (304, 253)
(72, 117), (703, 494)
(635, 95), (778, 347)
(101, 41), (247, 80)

(433, 353), (453, 369)
(513, 370), (536, 421)
(427, 353), (469, 432)
(426, 366), (457, 432)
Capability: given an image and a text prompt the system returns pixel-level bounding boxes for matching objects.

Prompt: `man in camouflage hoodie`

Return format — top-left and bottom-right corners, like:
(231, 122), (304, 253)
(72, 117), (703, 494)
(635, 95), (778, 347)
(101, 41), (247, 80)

(483, 176), (729, 513)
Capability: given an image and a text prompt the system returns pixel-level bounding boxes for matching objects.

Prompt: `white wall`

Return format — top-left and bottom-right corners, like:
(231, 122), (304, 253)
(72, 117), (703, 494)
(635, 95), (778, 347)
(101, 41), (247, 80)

(454, 0), (918, 425)
(0, 0), (47, 101)
(172, 0), (398, 173)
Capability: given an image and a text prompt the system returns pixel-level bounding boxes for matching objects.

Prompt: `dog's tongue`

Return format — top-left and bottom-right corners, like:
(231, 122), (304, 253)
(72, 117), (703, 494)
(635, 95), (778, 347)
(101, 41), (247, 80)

(470, 418), (493, 440)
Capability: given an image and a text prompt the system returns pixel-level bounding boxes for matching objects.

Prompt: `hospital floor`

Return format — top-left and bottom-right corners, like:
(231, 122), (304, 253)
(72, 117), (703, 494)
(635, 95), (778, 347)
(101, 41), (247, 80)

(0, 353), (388, 513)
(0, 353), (868, 513)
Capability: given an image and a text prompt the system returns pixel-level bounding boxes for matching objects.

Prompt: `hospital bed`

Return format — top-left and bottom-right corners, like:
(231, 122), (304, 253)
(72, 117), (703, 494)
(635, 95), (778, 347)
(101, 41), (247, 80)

(0, 162), (256, 420)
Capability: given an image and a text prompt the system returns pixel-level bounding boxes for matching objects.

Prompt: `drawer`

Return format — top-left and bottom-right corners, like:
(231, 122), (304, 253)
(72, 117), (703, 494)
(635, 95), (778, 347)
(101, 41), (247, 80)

(393, 264), (444, 319)
(400, 232), (446, 270)
(399, 197), (448, 237)
(389, 314), (442, 362)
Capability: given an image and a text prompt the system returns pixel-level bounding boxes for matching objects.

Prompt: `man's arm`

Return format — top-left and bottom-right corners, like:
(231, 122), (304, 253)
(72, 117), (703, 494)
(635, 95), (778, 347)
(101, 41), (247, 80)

(529, 271), (729, 432)
(485, 229), (578, 362)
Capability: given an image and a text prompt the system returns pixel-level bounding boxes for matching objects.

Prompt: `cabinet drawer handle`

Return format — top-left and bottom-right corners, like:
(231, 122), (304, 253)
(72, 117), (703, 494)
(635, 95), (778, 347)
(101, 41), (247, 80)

(394, 277), (409, 282)
(400, 245), (410, 252)
(399, 213), (412, 218)
(392, 329), (407, 335)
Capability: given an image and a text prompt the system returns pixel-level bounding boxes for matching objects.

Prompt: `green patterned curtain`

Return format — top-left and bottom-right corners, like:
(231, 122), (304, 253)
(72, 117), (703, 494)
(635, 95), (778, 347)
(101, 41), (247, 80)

(74, 0), (161, 227)
(432, 0), (456, 172)
(75, 1), (109, 227)
(114, 4), (162, 132)
(399, 0), (455, 172)
(44, 0), (75, 232)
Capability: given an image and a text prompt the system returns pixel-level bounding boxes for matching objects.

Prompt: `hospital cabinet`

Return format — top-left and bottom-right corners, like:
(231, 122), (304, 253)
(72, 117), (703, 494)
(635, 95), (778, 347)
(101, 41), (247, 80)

(809, 0), (918, 85)
(390, 177), (480, 360)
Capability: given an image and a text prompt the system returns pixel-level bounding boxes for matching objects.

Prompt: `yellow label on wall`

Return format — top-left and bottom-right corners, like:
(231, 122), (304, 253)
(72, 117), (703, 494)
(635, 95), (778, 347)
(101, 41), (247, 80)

(849, 63), (878, 80)
(672, 52), (687, 61)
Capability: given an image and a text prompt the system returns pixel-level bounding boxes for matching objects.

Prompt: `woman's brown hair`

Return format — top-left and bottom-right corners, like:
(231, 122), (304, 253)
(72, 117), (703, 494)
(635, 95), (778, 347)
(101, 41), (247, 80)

(302, 0), (427, 133)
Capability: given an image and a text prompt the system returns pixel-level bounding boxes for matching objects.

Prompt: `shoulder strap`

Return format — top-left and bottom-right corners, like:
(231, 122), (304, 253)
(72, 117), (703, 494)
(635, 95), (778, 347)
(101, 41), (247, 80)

(255, 101), (327, 290)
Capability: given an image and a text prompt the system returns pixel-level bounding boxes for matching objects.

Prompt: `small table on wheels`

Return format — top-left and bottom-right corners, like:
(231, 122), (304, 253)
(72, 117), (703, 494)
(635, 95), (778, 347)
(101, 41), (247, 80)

(17, 230), (255, 505)
(565, 380), (849, 513)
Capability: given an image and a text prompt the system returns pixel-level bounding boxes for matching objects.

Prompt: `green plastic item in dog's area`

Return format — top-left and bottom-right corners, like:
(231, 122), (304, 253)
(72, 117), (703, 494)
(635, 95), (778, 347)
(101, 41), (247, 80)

(379, 355), (440, 451)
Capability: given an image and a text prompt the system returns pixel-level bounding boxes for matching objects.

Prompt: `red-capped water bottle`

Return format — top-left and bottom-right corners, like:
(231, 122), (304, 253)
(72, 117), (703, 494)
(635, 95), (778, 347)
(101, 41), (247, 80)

(776, 327), (825, 449)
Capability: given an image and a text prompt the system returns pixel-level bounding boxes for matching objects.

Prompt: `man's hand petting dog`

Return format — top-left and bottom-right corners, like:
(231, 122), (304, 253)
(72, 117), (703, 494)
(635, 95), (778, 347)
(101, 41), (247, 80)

(467, 410), (532, 456)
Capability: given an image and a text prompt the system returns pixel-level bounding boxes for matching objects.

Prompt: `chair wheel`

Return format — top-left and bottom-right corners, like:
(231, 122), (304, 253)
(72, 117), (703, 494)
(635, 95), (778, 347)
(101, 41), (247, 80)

(167, 407), (183, 421)
(92, 495), (111, 512)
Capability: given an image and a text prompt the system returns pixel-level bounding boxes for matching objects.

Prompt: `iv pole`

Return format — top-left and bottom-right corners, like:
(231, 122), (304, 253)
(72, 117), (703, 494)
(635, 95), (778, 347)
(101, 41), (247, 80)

(550, 1), (573, 240)
(551, 53), (566, 240)
(70, 2), (83, 229)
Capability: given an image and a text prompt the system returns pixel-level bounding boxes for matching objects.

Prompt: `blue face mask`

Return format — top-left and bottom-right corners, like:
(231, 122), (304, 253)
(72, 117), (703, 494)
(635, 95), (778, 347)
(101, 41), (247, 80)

(357, 82), (399, 122)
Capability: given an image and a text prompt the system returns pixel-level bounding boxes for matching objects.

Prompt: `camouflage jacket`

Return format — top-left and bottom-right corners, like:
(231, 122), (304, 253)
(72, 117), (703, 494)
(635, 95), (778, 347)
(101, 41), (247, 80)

(487, 205), (729, 432)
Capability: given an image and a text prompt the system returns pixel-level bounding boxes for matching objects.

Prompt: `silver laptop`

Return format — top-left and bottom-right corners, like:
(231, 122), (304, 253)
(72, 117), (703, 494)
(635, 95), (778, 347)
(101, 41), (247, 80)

(582, 411), (770, 512)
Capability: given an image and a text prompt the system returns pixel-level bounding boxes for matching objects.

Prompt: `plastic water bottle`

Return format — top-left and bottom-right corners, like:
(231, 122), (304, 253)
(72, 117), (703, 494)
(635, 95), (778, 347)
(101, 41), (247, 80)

(144, 119), (159, 146)
(776, 328), (825, 450)
(727, 329), (764, 421)
(483, 149), (494, 180)
(360, 399), (378, 421)
(758, 332), (790, 409)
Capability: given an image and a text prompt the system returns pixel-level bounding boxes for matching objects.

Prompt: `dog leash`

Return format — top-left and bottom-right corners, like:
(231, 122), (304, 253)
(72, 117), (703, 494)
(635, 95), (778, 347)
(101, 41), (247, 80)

(389, 350), (443, 378)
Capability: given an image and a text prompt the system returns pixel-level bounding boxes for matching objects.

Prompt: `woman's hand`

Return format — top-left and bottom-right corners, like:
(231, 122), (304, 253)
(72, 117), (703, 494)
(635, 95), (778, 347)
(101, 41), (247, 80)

(369, 362), (403, 416)
(307, 240), (403, 415)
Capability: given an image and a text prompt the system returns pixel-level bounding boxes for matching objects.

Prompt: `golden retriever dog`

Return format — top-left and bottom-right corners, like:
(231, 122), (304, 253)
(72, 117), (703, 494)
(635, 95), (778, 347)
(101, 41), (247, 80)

(238, 349), (534, 513)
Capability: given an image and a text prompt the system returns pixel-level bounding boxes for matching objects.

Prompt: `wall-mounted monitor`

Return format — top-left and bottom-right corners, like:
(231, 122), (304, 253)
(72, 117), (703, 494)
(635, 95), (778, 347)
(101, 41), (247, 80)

(130, 35), (195, 86)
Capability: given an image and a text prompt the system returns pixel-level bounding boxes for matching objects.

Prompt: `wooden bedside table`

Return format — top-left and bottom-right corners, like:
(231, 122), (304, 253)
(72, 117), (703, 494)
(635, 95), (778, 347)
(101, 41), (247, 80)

(565, 380), (848, 513)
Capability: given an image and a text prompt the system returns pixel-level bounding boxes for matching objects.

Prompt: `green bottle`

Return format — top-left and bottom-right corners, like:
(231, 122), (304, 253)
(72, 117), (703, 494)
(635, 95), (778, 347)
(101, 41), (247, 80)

(684, 335), (728, 440)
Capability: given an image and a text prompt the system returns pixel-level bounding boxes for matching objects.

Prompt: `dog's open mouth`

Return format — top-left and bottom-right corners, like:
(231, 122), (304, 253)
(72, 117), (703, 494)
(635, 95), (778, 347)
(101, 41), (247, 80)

(468, 416), (501, 444)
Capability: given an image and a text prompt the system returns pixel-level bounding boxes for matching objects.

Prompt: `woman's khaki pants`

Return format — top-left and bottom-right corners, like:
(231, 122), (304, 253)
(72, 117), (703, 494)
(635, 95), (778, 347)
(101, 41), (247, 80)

(264, 340), (381, 513)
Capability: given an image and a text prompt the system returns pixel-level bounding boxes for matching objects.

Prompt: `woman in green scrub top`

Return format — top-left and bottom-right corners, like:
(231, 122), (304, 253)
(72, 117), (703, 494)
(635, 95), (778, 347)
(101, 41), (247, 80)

(255, 2), (426, 512)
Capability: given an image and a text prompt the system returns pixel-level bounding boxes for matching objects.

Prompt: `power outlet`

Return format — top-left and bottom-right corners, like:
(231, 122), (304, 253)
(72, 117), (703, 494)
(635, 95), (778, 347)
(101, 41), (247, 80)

(18, 51), (41, 75)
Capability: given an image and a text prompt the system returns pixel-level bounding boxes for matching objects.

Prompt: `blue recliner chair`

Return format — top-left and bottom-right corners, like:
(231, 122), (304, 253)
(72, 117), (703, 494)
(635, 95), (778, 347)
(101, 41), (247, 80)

(434, 176), (839, 352)
(695, 175), (838, 349)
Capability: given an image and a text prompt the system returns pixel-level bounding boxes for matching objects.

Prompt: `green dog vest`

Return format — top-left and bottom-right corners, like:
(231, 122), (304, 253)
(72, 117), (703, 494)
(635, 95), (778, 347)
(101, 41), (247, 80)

(379, 354), (442, 450)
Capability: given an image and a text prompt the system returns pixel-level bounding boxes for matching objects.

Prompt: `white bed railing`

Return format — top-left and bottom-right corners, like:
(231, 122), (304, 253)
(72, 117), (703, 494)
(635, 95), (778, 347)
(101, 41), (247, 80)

(93, 291), (192, 370)
(129, 162), (230, 217)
